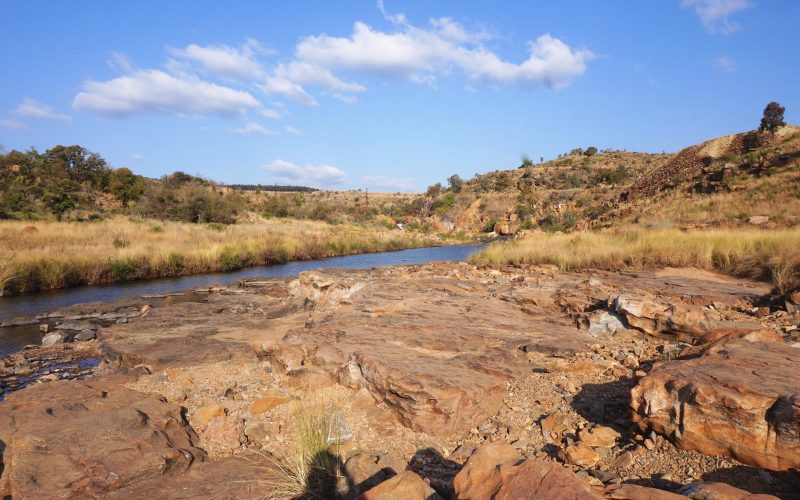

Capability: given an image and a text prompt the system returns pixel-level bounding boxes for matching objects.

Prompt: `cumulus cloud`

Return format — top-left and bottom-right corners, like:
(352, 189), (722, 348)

(73, 69), (261, 117)
(263, 159), (347, 187)
(363, 175), (417, 192)
(233, 122), (276, 135)
(0, 119), (28, 131)
(681, 0), (752, 34)
(170, 39), (269, 80)
(712, 55), (737, 72)
(292, 16), (593, 90)
(15, 98), (71, 122)
(257, 76), (319, 106)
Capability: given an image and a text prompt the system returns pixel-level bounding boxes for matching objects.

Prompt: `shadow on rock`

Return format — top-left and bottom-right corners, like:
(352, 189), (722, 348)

(301, 449), (356, 500)
(570, 377), (636, 429)
(700, 465), (800, 499)
(407, 447), (463, 499)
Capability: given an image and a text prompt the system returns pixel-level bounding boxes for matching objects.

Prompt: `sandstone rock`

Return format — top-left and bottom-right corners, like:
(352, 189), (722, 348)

(358, 470), (441, 500)
(631, 338), (800, 470)
(250, 393), (292, 416)
(559, 443), (600, 467)
(681, 481), (780, 500)
(201, 416), (245, 456)
(75, 329), (97, 341)
(541, 410), (571, 435)
(605, 483), (686, 499)
(578, 425), (620, 448)
(748, 215), (770, 226)
(0, 377), (205, 498)
(194, 404), (226, 427)
(41, 332), (67, 346)
(243, 419), (279, 445)
(453, 442), (601, 499)
(588, 310), (626, 337)
(345, 451), (406, 495)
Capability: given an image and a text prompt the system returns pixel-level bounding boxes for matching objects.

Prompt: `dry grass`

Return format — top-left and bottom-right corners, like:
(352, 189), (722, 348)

(472, 228), (800, 293)
(256, 403), (348, 500)
(0, 217), (446, 293)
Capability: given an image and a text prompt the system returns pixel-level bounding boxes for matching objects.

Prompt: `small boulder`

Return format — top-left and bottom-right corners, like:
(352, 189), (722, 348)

(74, 329), (97, 341)
(578, 425), (620, 448)
(41, 332), (67, 346)
(559, 443), (600, 468)
(358, 470), (441, 500)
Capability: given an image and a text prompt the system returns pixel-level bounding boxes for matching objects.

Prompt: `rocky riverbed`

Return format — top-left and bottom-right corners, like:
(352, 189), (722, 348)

(0, 262), (798, 498)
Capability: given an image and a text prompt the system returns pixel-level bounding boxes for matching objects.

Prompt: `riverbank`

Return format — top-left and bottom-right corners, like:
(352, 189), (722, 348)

(1, 261), (797, 498)
(472, 228), (800, 294)
(0, 217), (473, 295)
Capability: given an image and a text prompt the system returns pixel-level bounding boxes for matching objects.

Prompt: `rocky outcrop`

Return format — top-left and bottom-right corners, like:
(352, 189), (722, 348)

(0, 376), (206, 498)
(631, 337), (800, 471)
(453, 442), (602, 499)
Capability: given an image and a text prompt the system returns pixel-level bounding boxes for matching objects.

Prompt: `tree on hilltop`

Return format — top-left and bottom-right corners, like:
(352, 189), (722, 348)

(759, 101), (786, 136)
(447, 174), (463, 193)
(109, 167), (145, 208)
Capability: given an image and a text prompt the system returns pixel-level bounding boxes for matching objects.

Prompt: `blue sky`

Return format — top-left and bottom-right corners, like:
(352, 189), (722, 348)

(1, 0), (797, 191)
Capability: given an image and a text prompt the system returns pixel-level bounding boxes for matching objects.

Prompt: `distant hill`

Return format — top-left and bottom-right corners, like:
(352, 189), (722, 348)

(413, 125), (800, 234)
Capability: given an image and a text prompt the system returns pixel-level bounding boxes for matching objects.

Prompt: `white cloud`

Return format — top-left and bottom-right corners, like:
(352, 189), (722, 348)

(292, 17), (593, 90)
(257, 76), (319, 106)
(363, 175), (417, 192)
(73, 69), (262, 117)
(285, 125), (302, 134)
(132, 153), (145, 161)
(263, 159), (347, 187)
(681, 0), (752, 34)
(262, 107), (288, 119)
(234, 122), (276, 135)
(107, 51), (134, 72)
(0, 119), (28, 131)
(712, 55), (737, 72)
(15, 98), (71, 122)
(170, 39), (268, 80)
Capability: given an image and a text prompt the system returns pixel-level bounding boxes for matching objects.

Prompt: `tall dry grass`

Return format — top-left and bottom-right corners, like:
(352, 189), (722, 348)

(256, 403), (348, 500)
(0, 217), (446, 293)
(472, 228), (800, 293)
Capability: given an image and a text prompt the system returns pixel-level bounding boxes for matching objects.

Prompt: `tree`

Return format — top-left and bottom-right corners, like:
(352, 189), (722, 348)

(43, 178), (79, 218)
(520, 155), (534, 168)
(584, 146), (598, 156)
(109, 167), (145, 208)
(43, 145), (110, 187)
(425, 182), (442, 197)
(759, 101), (786, 136)
(447, 174), (463, 193)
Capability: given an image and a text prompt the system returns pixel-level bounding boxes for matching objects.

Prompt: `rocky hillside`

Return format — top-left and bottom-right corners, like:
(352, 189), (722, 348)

(413, 125), (800, 235)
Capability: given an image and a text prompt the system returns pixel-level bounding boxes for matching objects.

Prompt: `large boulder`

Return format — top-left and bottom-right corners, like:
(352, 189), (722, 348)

(452, 442), (602, 499)
(631, 337), (800, 470)
(0, 376), (206, 498)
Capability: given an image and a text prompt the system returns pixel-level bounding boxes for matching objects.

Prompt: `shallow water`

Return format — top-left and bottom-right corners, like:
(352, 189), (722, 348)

(0, 243), (484, 322)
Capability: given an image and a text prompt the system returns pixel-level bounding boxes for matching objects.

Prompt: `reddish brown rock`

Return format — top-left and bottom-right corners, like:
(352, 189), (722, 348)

(631, 338), (800, 471)
(193, 404), (226, 427)
(358, 470), (441, 500)
(681, 481), (780, 500)
(0, 376), (205, 498)
(579, 425), (621, 448)
(604, 483), (686, 499)
(453, 442), (602, 499)
(559, 443), (601, 467)
(250, 392), (292, 416)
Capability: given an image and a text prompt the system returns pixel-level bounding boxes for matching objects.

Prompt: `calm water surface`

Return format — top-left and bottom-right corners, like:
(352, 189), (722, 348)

(0, 243), (484, 323)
